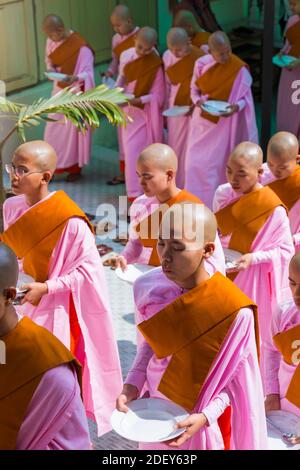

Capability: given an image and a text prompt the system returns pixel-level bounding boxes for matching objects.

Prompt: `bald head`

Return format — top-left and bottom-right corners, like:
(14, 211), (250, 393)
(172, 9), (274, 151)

(290, 252), (300, 272)
(289, 252), (300, 308)
(167, 27), (190, 46)
(43, 14), (64, 30)
(208, 31), (231, 49)
(173, 9), (199, 30)
(14, 140), (57, 175)
(111, 4), (131, 20)
(229, 142), (263, 169)
(160, 201), (217, 246)
(136, 27), (157, 46)
(138, 144), (178, 172)
(0, 244), (18, 292)
(268, 132), (299, 160)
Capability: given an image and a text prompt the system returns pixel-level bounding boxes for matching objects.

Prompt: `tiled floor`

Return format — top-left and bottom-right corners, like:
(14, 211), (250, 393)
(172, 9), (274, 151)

(4, 145), (138, 450)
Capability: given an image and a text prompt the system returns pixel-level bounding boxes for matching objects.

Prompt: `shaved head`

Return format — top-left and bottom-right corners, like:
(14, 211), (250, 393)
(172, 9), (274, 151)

(289, 252), (300, 308)
(14, 140), (57, 175)
(290, 252), (300, 272)
(208, 31), (231, 50)
(136, 26), (157, 46)
(229, 142), (263, 169)
(138, 144), (178, 172)
(173, 9), (199, 29)
(268, 132), (299, 161)
(111, 4), (131, 20)
(0, 244), (18, 291)
(167, 27), (189, 46)
(43, 14), (64, 30)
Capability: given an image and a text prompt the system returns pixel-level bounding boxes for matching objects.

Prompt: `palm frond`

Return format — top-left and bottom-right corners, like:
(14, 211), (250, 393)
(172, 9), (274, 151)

(0, 97), (24, 114)
(15, 85), (128, 140)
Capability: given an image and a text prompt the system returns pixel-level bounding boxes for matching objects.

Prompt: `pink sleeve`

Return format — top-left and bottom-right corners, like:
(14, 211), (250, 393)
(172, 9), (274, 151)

(121, 238), (144, 264)
(16, 364), (90, 450)
(46, 218), (96, 294)
(108, 35), (120, 76)
(45, 38), (54, 70)
(125, 340), (154, 392)
(140, 66), (165, 107)
(263, 306), (282, 395)
(115, 51), (127, 88)
(190, 59), (209, 105)
(74, 47), (95, 89)
(201, 390), (230, 425)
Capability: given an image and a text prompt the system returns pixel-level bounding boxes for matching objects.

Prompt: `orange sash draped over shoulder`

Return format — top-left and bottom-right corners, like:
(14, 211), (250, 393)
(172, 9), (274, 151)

(166, 46), (204, 106)
(0, 317), (81, 449)
(136, 189), (202, 266)
(49, 32), (94, 89)
(1, 191), (93, 283)
(138, 272), (258, 411)
(273, 324), (300, 409)
(192, 31), (211, 48)
(113, 33), (137, 59)
(123, 51), (162, 107)
(268, 166), (300, 210)
(286, 20), (300, 58)
(196, 54), (247, 123)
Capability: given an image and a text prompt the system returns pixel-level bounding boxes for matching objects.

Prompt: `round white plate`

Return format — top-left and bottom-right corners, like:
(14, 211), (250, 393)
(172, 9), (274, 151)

(111, 397), (189, 443)
(162, 106), (190, 117)
(45, 72), (69, 81)
(115, 263), (154, 284)
(272, 55), (297, 68)
(201, 100), (230, 116)
(224, 248), (242, 270)
(267, 410), (300, 450)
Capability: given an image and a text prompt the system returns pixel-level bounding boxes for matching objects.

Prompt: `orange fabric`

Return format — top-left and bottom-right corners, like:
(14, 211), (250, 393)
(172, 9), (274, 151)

(286, 20), (300, 58)
(123, 51), (163, 107)
(195, 54), (247, 123)
(166, 46), (204, 106)
(268, 166), (300, 211)
(1, 191), (93, 284)
(136, 189), (202, 266)
(120, 160), (125, 173)
(0, 317), (81, 449)
(138, 272), (258, 411)
(48, 32), (94, 89)
(113, 33), (137, 60)
(273, 324), (300, 409)
(55, 164), (81, 175)
(218, 406), (231, 450)
(192, 31), (211, 48)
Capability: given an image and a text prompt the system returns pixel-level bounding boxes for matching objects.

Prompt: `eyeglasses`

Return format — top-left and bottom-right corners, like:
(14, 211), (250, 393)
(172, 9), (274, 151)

(5, 164), (44, 179)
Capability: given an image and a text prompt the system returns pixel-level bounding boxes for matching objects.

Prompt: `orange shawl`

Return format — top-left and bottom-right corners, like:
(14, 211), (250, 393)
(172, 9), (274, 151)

(196, 54), (247, 123)
(138, 272), (258, 410)
(136, 189), (202, 266)
(192, 31), (211, 48)
(113, 33), (137, 59)
(1, 191), (93, 284)
(166, 46), (204, 106)
(0, 317), (81, 449)
(286, 20), (300, 58)
(268, 166), (300, 211)
(49, 32), (94, 89)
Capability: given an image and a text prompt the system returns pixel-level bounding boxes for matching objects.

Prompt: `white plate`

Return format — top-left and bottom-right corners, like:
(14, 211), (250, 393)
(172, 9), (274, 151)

(267, 410), (300, 450)
(45, 72), (69, 81)
(101, 76), (116, 89)
(162, 106), (190, 117)
(115, 263), (154, 284)
(201, 100), (230, 116)
(111, 397), (189, 443)
(224, 248), (242, 270)
(272, 55), (297, 68)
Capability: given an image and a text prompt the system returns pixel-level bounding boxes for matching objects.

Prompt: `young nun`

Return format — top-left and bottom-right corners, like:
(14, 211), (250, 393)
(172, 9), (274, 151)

(116, 27), (165, 202)
(43, 14), (94, 182)
(0, 243), (90, 450)
(163, 28), (204, 187)
(1, 141), (122, 437)
(264, 252), (300, 446)
(116, 202), (267, 450)
(173, 9), (210, 50)
(213, 142), (294, 380)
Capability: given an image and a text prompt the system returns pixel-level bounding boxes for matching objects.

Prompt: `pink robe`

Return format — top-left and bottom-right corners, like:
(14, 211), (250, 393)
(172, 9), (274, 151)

(264, 300), (300, 418)
(276, 15), (300, 143)
(3, 193), (123, 436)
(163, 50), (192, 188)
(213, 184), (295, 381)
(126, 269), (268, 450)
(44, 37), (95, 170)
(185, 54), (258, 209)
(108, 27), (140, 167)
(122, 192), (226, 275)
(16, 364), (91, 450)
(116, 48), (165, 198)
